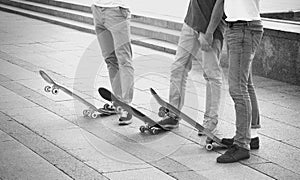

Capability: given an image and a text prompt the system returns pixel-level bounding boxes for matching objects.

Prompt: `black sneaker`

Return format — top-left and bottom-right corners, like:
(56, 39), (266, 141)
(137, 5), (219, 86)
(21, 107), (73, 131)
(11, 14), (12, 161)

(158, 114), (179, 130)
(119, 117), (132, 125)
(222, 137), (259, 150)
(217, 144), (250, 163)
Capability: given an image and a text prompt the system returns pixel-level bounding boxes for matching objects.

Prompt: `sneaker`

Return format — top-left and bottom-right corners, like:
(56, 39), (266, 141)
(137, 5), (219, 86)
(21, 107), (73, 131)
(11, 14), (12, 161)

(158, 113), (179, 130)
(118, 109), (132, 125)
(222, 137), (259, 150)
(198, 119), (218, 136)
(217, 144), (250, 163)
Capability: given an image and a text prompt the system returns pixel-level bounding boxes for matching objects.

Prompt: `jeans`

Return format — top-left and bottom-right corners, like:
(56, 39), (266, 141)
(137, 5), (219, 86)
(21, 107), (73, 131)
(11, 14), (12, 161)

(169, 23), (223, 123)
(226, 20), (263, 150)
(91, 5), (134, 104)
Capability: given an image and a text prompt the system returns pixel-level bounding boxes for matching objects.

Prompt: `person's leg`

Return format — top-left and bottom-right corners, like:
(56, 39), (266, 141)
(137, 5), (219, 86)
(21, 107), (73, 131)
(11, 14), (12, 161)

(221, 26), (263, 150)
(159, 23), (200, 129)
(97, 7), (133, 124)
(248, 31), (262, 145)
(222, 72), (261, 148)
(169, 23), (200, 110)
(217, 27), (252, 163)
(105, 7), (134, 104)
(91, 5), (122, 100)
(217, 22), (263, 163)
(199, 37), (223, 134)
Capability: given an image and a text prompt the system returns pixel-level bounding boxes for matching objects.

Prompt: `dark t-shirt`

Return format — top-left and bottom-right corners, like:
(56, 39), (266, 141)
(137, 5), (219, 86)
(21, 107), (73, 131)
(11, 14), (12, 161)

(184, 0), (225, 42)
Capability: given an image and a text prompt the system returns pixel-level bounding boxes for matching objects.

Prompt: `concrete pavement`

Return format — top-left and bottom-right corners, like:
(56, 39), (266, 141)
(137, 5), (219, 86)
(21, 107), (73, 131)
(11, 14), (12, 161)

(0, 10), (300, 180)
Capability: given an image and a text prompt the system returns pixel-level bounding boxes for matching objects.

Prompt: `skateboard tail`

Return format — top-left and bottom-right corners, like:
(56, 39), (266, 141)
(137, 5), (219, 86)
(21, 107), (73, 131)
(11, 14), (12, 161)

(150, 88), (157, 95)
(40, 70), (99, 112)
(99, 87), (147, 119)
(39, 70), (55, 84)
(98, 87), (118, 102)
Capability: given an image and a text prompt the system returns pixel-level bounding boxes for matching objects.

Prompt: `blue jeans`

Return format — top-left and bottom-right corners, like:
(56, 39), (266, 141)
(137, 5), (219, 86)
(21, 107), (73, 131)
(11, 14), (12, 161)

(169, 23), (223, 123)
(226, 20), (263, 150)
(91, 5), (134, 103)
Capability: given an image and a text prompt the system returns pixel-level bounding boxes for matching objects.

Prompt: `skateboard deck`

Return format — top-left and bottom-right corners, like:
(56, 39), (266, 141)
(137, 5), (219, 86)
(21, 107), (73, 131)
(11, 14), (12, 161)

(98, 87), (168, 134)
(39, 70), (116, 119)
(150, 88), (228, 150)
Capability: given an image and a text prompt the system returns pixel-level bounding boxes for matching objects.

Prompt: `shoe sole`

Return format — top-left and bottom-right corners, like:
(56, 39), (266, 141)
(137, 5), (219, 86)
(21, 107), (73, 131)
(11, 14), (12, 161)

(119, 121), (132, 125)
(198, 129), (218, 136)
(160, 124), (179, 130)
(217, 156), (250, 163)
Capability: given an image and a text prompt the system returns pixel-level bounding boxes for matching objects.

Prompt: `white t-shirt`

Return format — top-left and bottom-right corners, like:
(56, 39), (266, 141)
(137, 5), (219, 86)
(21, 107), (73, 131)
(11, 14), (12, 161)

(93, 0), (129, 9)
(224, 0), (261, 21)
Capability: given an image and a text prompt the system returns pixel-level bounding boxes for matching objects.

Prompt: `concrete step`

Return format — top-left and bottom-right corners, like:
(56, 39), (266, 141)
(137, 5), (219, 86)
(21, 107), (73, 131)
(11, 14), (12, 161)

(25, 0), (183, 31)
(131, 21), (180, 44)
(0, 0), (93, 24)
(24, 0), (92, 13)
(131, 13), (182, 31)
(0, 0), (180, 53)
(0, 3), (177, 54)
(0, 3), (94, 32)
(131, 35), (177, 54)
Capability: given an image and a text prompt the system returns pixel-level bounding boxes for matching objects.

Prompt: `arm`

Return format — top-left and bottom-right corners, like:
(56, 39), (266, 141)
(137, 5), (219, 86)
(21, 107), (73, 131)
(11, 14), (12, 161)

(206, 0), (224, 36)
(201, 0), (224, 51)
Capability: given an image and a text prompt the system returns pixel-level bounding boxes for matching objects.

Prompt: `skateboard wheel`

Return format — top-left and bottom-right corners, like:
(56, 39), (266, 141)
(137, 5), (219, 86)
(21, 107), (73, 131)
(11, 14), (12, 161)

(52, 88), (59, 95)
(150, 128), (160, 135)
(103, 103), (110, 110)
(83, 109), (90, 116)
(159, 106), (166, 112)
(44, 86), (51, 93)
(139, 126), (146, 133)
(91, 112), (98, 119)
(205, 144), (213, 151)
(116, 106), (122, 113)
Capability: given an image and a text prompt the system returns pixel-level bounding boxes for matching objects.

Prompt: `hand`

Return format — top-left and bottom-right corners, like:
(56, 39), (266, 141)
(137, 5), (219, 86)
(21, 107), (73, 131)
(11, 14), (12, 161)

(199, 33), (213, 51)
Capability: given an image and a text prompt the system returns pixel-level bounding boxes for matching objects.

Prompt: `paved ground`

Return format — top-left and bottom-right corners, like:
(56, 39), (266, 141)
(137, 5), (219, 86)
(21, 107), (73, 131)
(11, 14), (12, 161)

(0, 10), (300, 180)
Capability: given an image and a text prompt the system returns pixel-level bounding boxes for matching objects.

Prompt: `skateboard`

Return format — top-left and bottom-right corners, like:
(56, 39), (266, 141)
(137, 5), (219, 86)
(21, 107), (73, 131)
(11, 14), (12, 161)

(39, 70), (117, 119)
(150, 88), (228, 151)
(98, 87), (168, 134)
